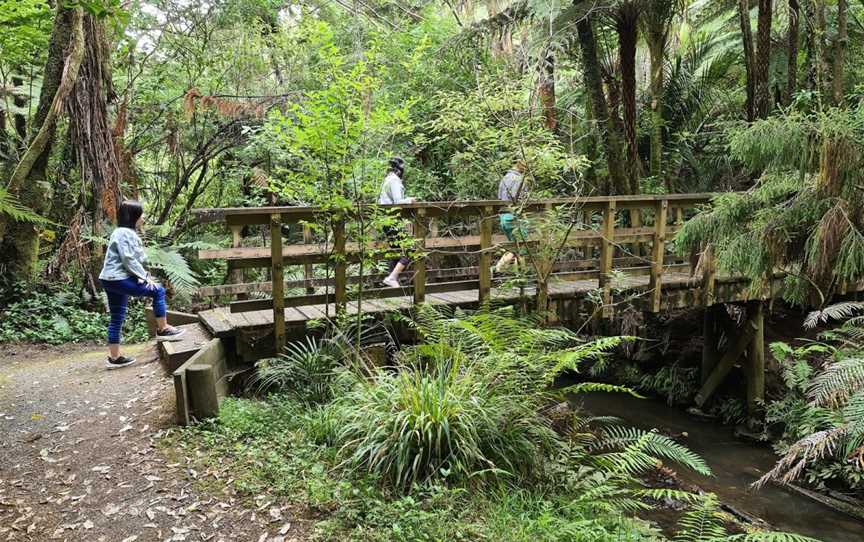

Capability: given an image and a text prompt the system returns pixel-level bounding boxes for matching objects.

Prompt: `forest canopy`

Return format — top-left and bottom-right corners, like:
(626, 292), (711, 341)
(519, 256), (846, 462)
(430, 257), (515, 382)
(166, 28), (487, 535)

(1, 0), (862, 305)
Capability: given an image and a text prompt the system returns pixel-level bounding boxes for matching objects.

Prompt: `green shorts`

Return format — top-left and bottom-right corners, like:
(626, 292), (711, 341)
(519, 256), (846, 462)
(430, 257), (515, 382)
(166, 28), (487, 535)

(500, 213), (527, 242)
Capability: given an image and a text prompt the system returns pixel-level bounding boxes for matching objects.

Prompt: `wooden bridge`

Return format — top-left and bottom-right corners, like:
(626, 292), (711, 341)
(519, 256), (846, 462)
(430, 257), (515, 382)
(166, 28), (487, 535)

(162, 193), (863, 425)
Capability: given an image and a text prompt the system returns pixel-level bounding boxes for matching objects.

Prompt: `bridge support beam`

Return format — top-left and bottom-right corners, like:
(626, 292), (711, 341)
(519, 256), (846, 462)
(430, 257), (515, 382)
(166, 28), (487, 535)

(694, 305), (759, 408)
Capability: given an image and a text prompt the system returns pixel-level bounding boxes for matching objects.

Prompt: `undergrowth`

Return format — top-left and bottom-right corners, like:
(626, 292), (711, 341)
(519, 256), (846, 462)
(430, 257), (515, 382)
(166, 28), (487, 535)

(165, 307), (822, 542)
(0, 284), (150, 345)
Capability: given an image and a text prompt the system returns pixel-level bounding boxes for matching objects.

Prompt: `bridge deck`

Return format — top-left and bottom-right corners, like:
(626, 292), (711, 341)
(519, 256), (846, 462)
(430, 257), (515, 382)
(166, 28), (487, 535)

(198, 272), (700, 338)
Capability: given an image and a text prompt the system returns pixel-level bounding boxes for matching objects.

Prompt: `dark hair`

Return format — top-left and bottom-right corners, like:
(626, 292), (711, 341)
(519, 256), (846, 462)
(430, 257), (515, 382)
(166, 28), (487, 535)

(117, 200), (144, 229)
(388, 156), (406, 177)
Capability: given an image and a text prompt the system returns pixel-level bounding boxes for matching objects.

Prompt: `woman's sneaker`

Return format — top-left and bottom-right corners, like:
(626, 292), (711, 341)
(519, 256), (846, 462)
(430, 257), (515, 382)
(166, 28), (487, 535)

(382, 276), (400, 288)
(106, 356), (137, 369)
(156, 326), (187, 342)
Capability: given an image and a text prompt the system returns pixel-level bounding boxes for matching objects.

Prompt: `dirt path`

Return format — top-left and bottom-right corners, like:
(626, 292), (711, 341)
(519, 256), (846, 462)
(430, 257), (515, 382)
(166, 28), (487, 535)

(0, 343), (306, 542)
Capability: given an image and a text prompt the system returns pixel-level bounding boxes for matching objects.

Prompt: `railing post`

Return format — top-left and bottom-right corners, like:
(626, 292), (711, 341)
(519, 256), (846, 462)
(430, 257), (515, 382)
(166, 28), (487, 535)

(478, 206), (493, 304)
(303, 224), (314, 294)
(270, 213), (285, 352)
(333, 218), (347, 315)
(413, 209), (427, 305)
(599, 200), (616, 318)
(649, 199), (668, 312)
(702, 243), (716, 306)
(230, 225), (247, 301)
(631, 209), (642, 256)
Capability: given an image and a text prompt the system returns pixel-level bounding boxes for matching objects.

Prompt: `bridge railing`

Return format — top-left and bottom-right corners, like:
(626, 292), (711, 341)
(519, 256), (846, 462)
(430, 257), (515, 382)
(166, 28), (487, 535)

(192, 193), (714, 349)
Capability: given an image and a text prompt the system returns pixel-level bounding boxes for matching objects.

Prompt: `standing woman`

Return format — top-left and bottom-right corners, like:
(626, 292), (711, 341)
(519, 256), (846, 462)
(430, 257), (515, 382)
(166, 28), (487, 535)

(99, 201), (185, 369)
(495, 160), (528, 272)
(378, 157), (416, 288)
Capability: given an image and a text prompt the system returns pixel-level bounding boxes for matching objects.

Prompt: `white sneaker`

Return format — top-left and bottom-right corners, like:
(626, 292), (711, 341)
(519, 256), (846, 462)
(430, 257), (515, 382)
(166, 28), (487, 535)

(382, 276), (400, 288)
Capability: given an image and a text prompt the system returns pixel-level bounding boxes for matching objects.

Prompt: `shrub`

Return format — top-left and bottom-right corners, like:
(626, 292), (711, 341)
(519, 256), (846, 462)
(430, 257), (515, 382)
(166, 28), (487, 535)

(0, 286), (149, 345)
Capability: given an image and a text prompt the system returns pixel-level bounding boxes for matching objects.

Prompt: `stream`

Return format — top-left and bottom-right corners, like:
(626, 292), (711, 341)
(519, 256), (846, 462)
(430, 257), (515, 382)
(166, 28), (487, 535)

(574, 392), (864, 542)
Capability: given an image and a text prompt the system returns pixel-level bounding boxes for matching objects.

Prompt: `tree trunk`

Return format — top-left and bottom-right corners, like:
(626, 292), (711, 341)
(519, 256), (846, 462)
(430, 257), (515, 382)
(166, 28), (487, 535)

(833, 0), (847, 104)
(647, 36), (664, 177)
(68, 13), (123, 227)
(0, 7), (82, 280)
(537, 51), (556, 131)
(616, 2), (640, 194)
(577, 16), (627, 195)
(814, 0), (829, 100)
(738, 0), (756, 121)
(786, 0), (799, 104)
(754, 0), (773, 118)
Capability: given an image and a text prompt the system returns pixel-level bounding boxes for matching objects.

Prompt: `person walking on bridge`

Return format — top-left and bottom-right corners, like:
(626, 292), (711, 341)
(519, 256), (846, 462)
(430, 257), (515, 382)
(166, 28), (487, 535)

(379, 157), (416, 288)
(495, 160), (528, 273)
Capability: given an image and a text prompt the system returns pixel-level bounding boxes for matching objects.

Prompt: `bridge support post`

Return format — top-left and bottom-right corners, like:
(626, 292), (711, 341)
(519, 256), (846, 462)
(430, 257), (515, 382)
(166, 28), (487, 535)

(649, 199), (668, 312)
(478, 206), (493, 305)
(303, 224), (315, 294)
(695, 307), (759, 408)
(746, 301), (765, 416)
(599, 200), (616, 318)
(413, 209), (427, 305)
(231, 226), (247, 301)
(701, 305), (720, 385)
(333, 219), (347, 315)
(270, 213), (286, 353)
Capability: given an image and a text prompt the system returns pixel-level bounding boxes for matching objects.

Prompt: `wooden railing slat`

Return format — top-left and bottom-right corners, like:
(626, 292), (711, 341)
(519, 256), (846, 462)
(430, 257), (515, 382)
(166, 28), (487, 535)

(649, 199), (669, 312)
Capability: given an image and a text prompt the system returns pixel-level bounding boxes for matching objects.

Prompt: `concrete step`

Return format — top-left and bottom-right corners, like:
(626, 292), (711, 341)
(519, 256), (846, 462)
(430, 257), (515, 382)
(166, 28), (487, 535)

(158, 323), (213, 373)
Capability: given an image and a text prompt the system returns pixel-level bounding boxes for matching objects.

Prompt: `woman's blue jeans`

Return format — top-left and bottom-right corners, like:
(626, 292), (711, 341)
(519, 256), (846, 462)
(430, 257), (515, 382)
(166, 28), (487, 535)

(100, 278), (166, 344)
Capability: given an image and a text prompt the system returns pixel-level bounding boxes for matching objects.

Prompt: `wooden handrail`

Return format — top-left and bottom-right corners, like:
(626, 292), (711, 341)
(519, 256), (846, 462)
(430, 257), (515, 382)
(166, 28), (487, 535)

(191, 193), (715, 225)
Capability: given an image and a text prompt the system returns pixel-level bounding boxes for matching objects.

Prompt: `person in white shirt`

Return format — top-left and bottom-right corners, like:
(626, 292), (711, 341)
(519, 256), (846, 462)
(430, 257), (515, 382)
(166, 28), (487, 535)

(378, 157), (416, 288)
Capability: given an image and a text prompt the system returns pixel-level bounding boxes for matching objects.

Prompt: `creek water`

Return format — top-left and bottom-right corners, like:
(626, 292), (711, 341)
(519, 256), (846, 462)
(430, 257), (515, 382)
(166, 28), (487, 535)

(574, 392), (864, 542)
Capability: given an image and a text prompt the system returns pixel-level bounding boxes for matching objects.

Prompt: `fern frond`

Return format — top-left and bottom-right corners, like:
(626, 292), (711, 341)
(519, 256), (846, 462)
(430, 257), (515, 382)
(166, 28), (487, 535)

(144, 246), (200, 294)
(804, 302), (864, 329)
(0, 187), (48, 224)
(807, 357), (864, 407)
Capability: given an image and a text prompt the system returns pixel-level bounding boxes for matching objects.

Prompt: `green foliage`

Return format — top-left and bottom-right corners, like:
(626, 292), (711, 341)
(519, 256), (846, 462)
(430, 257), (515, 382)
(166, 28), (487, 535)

(0, 284), (149, 345)
(676, 107), (864, 306)
(762, 309), (864, 489)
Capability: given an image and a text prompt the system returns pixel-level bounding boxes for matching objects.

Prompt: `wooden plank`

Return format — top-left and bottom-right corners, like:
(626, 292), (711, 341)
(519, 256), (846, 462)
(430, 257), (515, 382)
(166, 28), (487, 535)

(648, 199), (669, 312)
(198, 307), (234, 337)
(414, 209), (427, 304)
(229, 279), (483, 313)
(333, 219), (347, 315)
(478, 207), (493, 304)
(271, 213), (286, 352)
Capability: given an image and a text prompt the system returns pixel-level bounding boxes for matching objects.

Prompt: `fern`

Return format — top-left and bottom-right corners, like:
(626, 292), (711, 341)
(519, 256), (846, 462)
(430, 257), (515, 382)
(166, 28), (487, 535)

(0, 187), (47, 224)
(144, 246), (200, 294)
(804, 302), (864, 329)
(673, 493), (728, 542)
